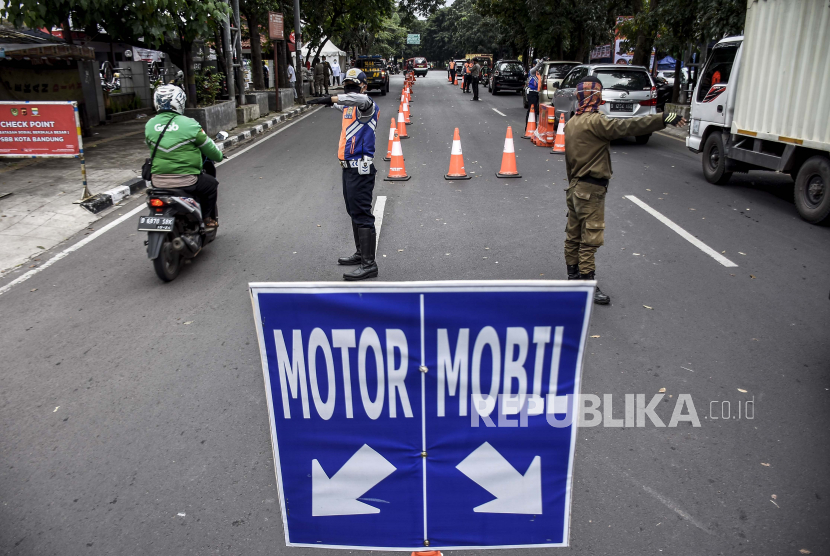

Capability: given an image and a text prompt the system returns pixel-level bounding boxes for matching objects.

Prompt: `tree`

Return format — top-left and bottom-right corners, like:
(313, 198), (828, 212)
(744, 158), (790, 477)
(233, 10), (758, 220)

(2, 0), (229, 107)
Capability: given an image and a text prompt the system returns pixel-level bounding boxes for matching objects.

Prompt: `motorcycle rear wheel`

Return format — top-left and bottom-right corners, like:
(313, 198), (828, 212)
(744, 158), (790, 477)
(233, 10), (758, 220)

(153, 238), (181, 282)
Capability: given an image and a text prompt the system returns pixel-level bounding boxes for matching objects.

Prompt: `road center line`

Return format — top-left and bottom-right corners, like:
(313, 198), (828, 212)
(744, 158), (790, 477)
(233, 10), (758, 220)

(624, 195), (738, 267)
(373, 196), (387, 247)
(0, 108), (321, 298)
(491, 108), (507, 117)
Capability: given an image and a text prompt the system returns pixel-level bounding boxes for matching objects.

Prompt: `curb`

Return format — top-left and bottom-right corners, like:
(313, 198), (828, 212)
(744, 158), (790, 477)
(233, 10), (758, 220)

(216, 104), (312, 151)
(80, 177), (147, 214)
(79, 105), (313, 215)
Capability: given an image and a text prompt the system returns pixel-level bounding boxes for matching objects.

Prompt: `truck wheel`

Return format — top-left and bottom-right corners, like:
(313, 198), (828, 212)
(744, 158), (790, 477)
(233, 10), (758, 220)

(380, 86), (386, 96)
(635, 134), (651, 145)
(794, 156), (830, 224)
(702, 133), (732, 185)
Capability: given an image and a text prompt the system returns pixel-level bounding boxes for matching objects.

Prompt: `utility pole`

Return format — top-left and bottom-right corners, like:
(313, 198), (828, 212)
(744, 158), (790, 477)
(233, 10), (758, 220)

(231, 0), (245, 106)
(293, 0), (305, 103)
(222, 10), (236, 100)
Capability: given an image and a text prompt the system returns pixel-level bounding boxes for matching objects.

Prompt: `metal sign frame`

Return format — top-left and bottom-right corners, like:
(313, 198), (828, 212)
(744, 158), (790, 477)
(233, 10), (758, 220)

(250, 280), (594, 551)
(0, 100), (91, 199)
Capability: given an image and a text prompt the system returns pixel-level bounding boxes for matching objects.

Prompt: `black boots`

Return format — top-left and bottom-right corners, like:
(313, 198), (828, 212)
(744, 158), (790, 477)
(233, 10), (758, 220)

(567, 264), (580, 280)
(580, 271), (610, 305)
(338, 223), (362, 265)
(343, 227), (378, 281)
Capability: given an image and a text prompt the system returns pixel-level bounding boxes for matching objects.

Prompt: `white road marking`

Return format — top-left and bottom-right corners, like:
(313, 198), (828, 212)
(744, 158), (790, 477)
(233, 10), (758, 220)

(0, 203), (146, 297)
(373, 196), (387, 247)
(0, 108), (321, 298)
(625, 195), (738, 267)
(492, 108), (507, 117)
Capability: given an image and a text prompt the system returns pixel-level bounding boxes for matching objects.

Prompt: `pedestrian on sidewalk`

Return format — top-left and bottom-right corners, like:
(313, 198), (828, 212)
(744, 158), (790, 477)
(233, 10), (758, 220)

(313, 58), (325, 95)
(562, 76), (686, 304)
(322, 56), (332, 94)
(145, 85), (223, 230)
(305, 68), (379, 281)
(331, 58), (341, 86)
(470, 58), (481, 101)
(287, 63), (297, 99)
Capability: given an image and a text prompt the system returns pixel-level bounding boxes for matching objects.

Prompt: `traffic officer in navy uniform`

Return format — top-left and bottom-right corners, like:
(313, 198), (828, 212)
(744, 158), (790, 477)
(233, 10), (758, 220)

(307, 68), (380, 281)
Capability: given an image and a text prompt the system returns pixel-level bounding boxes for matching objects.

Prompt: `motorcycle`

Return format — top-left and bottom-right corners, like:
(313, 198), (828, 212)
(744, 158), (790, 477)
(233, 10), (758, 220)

(138, 160), (218, 282)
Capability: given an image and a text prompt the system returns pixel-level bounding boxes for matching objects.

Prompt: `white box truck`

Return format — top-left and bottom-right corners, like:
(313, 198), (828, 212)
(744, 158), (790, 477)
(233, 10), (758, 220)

(686, 0), (830, 224)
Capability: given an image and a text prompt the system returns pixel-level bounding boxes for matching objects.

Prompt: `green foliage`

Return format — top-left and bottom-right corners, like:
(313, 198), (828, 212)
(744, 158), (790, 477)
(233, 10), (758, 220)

(195, 71), (223, 106)
(2, 0), (229, 60)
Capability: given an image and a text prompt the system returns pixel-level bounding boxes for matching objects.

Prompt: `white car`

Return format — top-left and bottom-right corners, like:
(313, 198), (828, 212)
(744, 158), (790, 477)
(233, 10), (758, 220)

(552, 64), (658, 144)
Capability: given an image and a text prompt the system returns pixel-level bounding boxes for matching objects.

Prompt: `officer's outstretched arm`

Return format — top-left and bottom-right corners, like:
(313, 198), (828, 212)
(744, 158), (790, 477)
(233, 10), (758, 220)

(591, 113), (666, 142)
(332, 93), (373, 113)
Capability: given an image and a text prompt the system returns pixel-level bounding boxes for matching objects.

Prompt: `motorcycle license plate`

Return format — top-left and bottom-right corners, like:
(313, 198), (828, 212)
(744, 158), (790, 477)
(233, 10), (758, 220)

(138, 215), (175, 232)
(610, 102), (634, 112)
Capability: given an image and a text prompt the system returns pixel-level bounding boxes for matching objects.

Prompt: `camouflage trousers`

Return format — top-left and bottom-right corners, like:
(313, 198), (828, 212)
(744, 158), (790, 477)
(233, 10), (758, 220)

(564, 180), (606, 274)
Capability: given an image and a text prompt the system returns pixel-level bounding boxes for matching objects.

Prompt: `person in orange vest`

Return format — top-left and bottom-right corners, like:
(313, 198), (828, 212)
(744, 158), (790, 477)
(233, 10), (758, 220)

(306, 69), (380, 281)
(463, 61), (472, 93)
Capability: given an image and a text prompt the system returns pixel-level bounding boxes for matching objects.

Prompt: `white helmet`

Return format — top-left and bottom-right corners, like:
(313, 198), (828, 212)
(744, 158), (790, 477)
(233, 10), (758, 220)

(153, 84), (186, 115)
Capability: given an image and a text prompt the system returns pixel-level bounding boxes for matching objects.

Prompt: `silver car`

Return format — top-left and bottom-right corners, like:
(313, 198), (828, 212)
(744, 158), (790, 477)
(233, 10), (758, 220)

(552, 64), (658, 144)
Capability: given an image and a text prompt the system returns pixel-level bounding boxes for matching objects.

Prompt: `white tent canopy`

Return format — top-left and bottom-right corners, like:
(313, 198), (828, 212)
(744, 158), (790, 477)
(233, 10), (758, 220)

(292, 40), (348, 74)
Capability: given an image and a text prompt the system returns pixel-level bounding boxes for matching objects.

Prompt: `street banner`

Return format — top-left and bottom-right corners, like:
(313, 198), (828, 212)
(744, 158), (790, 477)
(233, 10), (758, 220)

(0, 101), (81, 157)
(250, 281), (594, 550)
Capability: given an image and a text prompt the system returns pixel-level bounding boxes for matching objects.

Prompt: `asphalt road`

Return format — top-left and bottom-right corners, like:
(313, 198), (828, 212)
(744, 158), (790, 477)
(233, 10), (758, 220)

(1, 72), (828, 556)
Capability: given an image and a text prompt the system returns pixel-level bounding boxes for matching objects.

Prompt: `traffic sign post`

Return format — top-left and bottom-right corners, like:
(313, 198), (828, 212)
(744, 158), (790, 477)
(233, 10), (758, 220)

(250, 281), (594, 550)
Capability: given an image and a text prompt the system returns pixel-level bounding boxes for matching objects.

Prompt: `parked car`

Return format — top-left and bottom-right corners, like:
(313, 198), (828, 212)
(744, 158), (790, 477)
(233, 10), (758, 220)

(488, 60), (525, 94)
(355, 55), (389, 94)
(453, 59), (466, 80)
(522, 60), (580, 107)
(653, 75), (673, 111)
(552, 64), (658, 144)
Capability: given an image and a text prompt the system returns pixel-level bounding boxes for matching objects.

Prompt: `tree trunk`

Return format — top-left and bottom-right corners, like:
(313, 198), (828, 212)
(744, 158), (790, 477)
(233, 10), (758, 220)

(62, 18), (74, 45)
(247, 13), (266, 90)
(214, 28), (227, 84)
(277, 40), (290, 91)
(631, 0), (659, 68)
(670, 55), (682, 104)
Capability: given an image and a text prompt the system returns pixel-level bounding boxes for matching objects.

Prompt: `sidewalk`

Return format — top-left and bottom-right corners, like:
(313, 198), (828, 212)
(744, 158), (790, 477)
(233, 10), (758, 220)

(0, 101), (312, 274)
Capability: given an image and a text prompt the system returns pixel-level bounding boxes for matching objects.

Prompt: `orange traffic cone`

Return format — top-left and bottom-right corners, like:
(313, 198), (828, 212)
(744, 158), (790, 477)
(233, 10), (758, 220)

(522, 105), (536, 139)
(397, 109), (409, 139)
(453, 73), (458, 85)
(403, 98), (412, 125)
(551, 113), (566, 154)
(496, 126), (521, 178)
(445, 128), (471, 180)
(383, 118), (396, 161)
(384, 132), (411, 181)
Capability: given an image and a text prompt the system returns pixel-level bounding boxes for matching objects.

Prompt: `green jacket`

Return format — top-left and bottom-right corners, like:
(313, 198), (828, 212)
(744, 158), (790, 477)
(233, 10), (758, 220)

(145, 112), (223, 175)
(564, 112), (664, 186)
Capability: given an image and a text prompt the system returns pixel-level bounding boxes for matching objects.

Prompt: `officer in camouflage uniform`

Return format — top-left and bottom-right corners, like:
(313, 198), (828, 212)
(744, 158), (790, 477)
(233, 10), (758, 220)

(564, 76), (685, 304)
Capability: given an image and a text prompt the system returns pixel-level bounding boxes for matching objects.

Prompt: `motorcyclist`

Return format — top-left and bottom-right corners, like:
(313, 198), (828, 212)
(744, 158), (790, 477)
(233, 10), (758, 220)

(144, 84), (223, 229)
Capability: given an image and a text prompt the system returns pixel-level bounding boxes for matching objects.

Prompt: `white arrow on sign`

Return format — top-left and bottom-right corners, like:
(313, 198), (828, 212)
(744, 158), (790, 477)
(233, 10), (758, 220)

(456, 442), (542, 514)
(312, 444), (396, 516)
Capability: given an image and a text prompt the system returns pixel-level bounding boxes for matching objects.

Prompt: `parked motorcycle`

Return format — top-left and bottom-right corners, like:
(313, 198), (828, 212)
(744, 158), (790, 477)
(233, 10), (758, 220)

(138, 160), (218, 282)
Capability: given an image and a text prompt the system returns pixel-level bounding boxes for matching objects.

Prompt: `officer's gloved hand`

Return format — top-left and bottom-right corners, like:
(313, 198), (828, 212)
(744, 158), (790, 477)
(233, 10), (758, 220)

(306, 96), (333, 106)
(663, 111), (686, 127)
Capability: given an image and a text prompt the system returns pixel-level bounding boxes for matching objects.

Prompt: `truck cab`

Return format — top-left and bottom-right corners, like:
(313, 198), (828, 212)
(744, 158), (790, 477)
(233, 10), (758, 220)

(687, 27), (830, 225)
(686, 37), (742, 154)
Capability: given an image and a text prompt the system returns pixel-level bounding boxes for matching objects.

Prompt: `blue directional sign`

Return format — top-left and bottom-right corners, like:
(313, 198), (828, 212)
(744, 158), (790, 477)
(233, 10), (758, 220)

(250, 281), (594, 550)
